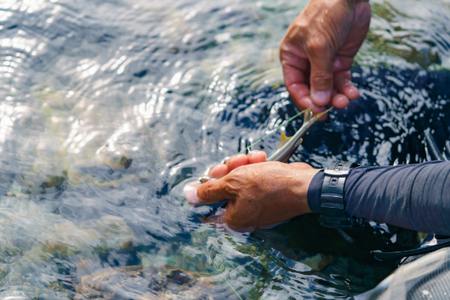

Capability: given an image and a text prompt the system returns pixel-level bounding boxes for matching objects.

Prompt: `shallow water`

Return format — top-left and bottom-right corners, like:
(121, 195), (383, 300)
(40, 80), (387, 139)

(0, 0), (450, 299)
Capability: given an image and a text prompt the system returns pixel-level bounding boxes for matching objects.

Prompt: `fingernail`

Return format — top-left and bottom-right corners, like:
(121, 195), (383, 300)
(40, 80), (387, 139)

(311, 91), (330, 106)
(184, 182), (201, 204)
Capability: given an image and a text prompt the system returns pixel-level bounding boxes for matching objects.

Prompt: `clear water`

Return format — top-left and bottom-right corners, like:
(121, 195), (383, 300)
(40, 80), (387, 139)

(0, 0), (450, 299)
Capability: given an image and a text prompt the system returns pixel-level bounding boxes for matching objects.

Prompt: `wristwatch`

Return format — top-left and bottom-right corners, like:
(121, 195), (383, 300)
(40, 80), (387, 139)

(319, 160), (363, 228)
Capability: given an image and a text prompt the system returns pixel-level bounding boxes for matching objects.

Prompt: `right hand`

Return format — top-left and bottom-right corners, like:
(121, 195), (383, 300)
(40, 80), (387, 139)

(184, 151), (320, 230)
(280, 0), (371, 115)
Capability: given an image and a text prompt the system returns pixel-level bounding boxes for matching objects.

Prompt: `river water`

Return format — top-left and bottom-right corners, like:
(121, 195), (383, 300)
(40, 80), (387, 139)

(0, 0), (450, 299)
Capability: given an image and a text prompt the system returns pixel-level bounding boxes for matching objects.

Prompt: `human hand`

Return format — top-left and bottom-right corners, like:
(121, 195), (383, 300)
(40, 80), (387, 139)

(280, 0), (371, 115)
(184, 151), (320, 230)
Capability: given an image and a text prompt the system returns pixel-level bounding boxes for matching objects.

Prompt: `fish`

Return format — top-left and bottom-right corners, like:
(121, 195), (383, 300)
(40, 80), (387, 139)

(267, 107), (331, 163)
(199, 107), (331, 183)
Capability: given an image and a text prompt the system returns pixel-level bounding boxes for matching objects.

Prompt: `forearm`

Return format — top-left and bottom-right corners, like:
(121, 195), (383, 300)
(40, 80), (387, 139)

(308, 161), (450, 235)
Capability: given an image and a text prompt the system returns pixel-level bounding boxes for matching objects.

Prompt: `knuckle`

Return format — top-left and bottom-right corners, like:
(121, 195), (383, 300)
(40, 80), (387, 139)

(224, 180), (239, 196)
(306, 37), (328, 53)
(224, 166), (256, 196)
(311, 70), (332, 84)
(279, 40), (288, 53)
(228, 168), (245, 182)
(203, 181), (214, 200)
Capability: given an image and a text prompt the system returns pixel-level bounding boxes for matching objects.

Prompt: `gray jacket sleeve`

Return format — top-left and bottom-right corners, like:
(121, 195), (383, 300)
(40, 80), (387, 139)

(307, 161), (450, 236)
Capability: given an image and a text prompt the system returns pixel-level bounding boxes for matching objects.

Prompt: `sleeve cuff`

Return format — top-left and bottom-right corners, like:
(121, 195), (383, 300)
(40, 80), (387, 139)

(307, 169), (324, 213)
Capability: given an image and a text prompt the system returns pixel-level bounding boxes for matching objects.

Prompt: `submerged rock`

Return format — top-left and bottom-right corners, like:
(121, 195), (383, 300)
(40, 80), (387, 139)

(24, 215), (135, 262)
(74, 264), (234, 300)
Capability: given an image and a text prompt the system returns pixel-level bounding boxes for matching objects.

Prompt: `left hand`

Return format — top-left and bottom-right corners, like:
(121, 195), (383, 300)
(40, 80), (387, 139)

(280, 0), (371, 114)
(184, 151), (320, 230)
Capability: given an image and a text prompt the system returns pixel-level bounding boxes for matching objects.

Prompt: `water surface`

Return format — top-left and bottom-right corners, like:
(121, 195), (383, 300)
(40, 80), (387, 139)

(1, 0), (450, 299)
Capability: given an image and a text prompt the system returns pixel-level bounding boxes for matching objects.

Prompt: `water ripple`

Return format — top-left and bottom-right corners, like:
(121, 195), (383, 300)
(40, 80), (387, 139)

(0, 0), (450, 299)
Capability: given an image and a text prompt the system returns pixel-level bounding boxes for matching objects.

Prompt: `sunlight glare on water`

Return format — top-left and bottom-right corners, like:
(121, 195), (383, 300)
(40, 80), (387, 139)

(0, 0), (449, 299)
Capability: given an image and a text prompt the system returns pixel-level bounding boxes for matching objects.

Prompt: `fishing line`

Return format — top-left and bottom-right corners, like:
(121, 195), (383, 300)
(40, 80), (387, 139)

(203, 223), (244, 300)
(238, 109), (306, 154)
(210, 251), (244, 300)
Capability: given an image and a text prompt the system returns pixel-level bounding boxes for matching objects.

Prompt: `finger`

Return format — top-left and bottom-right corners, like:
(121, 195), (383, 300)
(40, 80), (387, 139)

(307, 43), (334, 106)
(194, 178), (234, 205)
(209, 164), (228, 179)
(334, 70), (359, 100)
(225, 154), (249, 172)
(299, 96), (328, 120)
(295, 95), (314, 112)
(210, 151), (266, 179)
(332, 56), (354, 73)
(280, 51), (310, 83)
(332, 88), (338, 97)
(247, 150), (267, 164)
(331, 93), (350, 109)
(283, 65), (311, 110)
(280, 52), (312, 109)
(287, 83), (311, 111)
(184, 182), (208, 205)
(346, 86), (359, 101)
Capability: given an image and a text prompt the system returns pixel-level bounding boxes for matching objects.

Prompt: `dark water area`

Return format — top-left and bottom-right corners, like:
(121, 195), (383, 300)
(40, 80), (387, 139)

(208, 66), (450, 167)
(309, 67), (450, 167)
(1, 0), (450, 299)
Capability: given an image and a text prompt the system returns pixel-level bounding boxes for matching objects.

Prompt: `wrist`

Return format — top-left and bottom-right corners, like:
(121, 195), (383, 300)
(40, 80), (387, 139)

(290, 166), (321, 216)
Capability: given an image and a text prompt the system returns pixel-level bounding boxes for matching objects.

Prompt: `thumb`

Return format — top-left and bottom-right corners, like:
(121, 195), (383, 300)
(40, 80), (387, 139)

(184, 179), (233, 205)
(308, 49), (334, 106)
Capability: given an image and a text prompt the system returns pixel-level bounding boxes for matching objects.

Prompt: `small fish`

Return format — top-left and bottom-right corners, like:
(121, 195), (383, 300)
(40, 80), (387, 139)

(267, 107), (331, 163)
(199, 107), (331, 183)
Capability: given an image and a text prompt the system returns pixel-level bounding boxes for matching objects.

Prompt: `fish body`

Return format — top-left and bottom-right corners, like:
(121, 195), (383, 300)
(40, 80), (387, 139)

(267, 108), (330, 162)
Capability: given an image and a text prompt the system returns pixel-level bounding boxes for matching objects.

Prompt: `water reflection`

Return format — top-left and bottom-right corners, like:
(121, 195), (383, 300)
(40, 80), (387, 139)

(0, 0), (449, 299)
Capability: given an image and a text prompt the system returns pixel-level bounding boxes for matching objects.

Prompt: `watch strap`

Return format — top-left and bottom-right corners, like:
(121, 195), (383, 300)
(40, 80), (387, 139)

(319, 160), (363, 228)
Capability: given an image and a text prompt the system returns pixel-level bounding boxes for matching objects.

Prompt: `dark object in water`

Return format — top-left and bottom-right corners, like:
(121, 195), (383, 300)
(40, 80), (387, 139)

(75, 264), (235, 300)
